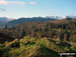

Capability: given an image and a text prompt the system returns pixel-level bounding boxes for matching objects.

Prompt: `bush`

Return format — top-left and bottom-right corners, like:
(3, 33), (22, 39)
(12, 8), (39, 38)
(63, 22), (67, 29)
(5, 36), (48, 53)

(5, 39), (20, 48)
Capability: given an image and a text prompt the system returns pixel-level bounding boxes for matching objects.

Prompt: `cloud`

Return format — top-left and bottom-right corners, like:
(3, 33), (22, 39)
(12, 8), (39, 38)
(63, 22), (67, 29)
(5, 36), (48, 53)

(0, 0), (26, 6)
(0, 0), (37, 6)
(0, 0), (8, 5)
(29, 1), (36, 5)
(8, 1), (26, 6)
(0, 8), (7, 11)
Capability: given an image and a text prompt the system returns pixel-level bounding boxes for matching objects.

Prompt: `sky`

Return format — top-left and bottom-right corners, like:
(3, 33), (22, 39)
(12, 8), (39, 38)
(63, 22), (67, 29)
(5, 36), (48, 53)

(0, 0), (76, 18)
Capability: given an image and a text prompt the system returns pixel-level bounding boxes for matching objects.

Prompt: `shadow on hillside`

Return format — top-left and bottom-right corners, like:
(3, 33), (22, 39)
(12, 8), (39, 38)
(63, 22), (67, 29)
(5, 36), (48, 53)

(0, 33), (15, 44)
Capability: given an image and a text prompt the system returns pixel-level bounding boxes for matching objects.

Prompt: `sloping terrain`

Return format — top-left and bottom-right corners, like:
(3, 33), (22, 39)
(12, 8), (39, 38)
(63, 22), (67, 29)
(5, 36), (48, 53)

(0, 36), (76, 57)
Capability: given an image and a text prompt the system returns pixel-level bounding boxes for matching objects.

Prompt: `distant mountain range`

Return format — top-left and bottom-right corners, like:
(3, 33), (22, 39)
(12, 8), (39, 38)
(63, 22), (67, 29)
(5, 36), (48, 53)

(0, 16), (76, 28)
(7, 17), (56, 27)
(47, 16), (76, 19)
(0, 17), (9, 28)
(0, 17), (8, 22)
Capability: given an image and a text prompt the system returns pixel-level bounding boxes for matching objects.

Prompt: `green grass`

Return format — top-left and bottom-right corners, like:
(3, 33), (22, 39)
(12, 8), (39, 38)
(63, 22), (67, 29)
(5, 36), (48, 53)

(0, 36), (76, 57)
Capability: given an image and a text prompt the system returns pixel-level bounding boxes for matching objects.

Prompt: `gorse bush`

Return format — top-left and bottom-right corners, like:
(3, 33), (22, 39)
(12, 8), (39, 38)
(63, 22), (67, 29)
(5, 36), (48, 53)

(5, 39), (20, 48)
(0, 36), (76, 57)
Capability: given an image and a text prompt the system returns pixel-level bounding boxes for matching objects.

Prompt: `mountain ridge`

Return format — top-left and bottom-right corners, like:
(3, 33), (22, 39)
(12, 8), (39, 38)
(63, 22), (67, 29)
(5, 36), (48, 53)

(7, 17), (56, 27)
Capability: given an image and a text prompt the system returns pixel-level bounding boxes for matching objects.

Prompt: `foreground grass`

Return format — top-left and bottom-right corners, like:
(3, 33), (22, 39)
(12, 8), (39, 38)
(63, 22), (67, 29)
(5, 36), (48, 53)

(0, 36), (76, 57)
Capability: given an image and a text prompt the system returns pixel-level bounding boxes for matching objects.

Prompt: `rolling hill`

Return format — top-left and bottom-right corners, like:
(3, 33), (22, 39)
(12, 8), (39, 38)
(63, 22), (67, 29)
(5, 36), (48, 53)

(7, 17), (56, 27)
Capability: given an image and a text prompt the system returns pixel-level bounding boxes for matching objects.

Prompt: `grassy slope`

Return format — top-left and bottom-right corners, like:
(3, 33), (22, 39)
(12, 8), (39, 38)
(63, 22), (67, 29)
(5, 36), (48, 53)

(0, 36), (76, 57)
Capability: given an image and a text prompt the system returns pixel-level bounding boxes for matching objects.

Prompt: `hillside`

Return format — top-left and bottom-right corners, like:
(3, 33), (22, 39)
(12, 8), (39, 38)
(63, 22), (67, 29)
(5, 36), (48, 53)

(0, 36), (76, 57)
(0, 18), (76, 57)
(7, 17), (56, 27)
(9, 18), (76, 42)
(0, 18), (76, 43)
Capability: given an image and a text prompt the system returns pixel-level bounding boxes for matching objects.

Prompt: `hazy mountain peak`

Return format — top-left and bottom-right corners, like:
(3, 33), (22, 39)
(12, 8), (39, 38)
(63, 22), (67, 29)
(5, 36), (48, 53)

(0, 17), (8, 22)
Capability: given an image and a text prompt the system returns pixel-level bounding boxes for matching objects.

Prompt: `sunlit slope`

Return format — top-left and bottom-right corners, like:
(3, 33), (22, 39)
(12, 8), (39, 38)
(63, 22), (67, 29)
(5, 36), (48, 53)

(0, 36), (76, 57)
